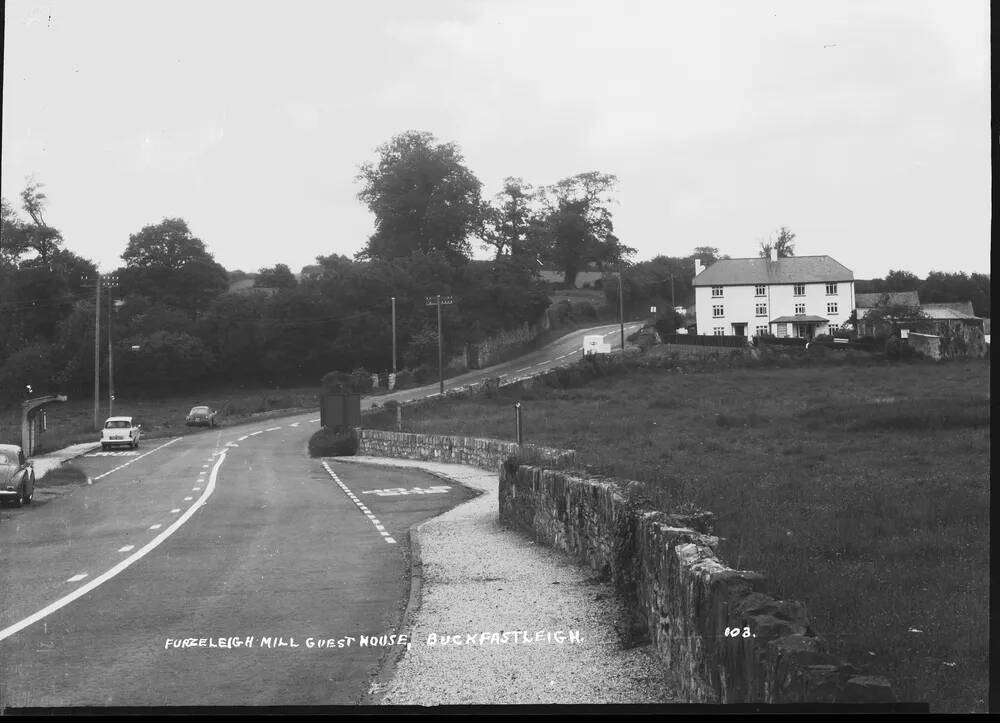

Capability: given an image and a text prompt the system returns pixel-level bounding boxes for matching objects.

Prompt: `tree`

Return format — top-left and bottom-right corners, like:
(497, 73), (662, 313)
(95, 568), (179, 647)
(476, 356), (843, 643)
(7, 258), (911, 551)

(480, 177), (538, 259)
(692, 246), (723, 265)
(255, 263), (297, 288)
(1, 198), (30, 267)
(117, 218), (229, 312)
(885, 269), (920, 291)
(356, 131), (483, 264)
(534, 172), (634, 286)
(759, 227), (796, 259)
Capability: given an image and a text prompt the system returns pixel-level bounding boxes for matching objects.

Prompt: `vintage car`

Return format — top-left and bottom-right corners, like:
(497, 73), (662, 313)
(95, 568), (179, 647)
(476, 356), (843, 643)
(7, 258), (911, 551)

(185, 405), (218, 427)
(0, 443), (34, 506)
(100, 416), (141, 450)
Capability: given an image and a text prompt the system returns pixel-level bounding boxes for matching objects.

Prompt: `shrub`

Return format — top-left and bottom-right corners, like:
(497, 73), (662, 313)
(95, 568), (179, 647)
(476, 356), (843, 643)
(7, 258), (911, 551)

(412, 364), (435, 384)
(393, 369), (415, 389)
(308, 426), (358, 457)
(571, 301), (597, 320)
(349, 367), (373, 393)
(321, 370), (352, 393)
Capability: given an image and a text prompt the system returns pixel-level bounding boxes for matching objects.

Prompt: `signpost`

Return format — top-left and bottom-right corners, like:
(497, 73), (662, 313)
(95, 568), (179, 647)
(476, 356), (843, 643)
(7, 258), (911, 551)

(425, 295), (454, 395)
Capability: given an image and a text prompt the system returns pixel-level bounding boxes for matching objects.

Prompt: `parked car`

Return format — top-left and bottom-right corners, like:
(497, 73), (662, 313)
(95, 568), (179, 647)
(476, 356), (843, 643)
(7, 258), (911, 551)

(101, 416), (141, 450)
(0, 443), (34, 506)
(185, 405), (218, 427)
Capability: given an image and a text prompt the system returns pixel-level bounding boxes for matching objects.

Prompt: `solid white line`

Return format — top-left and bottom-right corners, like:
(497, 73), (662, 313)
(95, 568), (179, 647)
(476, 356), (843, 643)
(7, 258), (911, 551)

(67, 574), (87, 583)
(92, 437), (182, 481)
(118, 545), (134, 553)
(0, 449), (228, 643)
(149, 524), (162, 530)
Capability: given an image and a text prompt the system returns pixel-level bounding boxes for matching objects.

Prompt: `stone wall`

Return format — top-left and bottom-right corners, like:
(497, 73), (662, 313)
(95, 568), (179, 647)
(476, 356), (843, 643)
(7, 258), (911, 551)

(498, 463), (895, 705)
(468, 321), (542, 369)
(357, 428), (576, 473)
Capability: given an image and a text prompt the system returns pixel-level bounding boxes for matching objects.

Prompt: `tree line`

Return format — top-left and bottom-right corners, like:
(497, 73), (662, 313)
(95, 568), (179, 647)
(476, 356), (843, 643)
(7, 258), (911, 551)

(0, 130), (639, 406)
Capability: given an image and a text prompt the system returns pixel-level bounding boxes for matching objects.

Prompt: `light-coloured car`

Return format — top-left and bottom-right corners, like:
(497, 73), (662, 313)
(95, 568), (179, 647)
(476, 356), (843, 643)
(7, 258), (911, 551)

(185, 405), (218, 428)
(0, 444), (34, 506)
(101, 416), (141, 450)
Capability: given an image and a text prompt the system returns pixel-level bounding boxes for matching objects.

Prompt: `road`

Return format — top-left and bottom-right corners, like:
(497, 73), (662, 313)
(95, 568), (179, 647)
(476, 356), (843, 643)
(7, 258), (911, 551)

(0, 322), (639, 708)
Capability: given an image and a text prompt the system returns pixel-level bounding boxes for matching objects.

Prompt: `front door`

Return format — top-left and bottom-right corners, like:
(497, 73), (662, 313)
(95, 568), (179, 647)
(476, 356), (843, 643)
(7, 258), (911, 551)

(732, 323), (746, 337)
(797, 323), (813, 340)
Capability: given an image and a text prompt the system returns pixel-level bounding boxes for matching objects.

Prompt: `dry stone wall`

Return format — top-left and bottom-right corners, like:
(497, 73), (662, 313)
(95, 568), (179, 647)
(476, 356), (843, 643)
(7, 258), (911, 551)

(498, 464), (896, 705)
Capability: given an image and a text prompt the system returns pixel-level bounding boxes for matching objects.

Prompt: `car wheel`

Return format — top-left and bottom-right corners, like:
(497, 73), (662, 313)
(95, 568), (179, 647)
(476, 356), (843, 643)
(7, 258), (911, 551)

(101, 443), (109, 451)
(23, 485), (32, 505)
(13, 486), (24, 507)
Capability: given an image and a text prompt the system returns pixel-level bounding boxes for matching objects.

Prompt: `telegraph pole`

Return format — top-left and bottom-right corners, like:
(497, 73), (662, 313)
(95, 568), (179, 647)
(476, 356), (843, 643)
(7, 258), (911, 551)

(391, 296), (397, 375)
(93, 277), (101, 429)
(425, 294), (454, 395)
(618, 262), (625, 350)
(105, 275), (118, 417)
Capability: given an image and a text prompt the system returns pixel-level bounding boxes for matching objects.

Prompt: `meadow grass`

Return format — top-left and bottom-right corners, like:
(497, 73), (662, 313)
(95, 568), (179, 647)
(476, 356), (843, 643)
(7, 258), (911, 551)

(366, 358), (990, 712)
(0, 384), (322, 453)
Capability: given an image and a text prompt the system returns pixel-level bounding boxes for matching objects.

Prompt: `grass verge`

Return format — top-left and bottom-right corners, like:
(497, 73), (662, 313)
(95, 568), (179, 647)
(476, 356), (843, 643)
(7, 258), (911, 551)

(365, 355), (990, 712)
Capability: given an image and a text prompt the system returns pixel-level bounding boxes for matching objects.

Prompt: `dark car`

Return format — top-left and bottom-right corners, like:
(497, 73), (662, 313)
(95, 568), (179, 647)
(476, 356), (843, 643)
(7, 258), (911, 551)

(185, 405), (218, 427)
(0, 444), (35, 506)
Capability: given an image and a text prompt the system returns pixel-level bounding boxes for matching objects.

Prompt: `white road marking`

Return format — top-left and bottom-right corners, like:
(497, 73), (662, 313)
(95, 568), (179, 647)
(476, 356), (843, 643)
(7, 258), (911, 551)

(170, 508), (181, 513)
(67, 574), (87, 583)
(118, 545), (134, 553)
(85, 450), (139, 457)
(237, 435), (249, 441)
(92, 438), (182, 481)
(202, 464), (210, 468)
(149, 524), (162, 530)
(290, 422), (300, 427)
(249, 431), (263, 436)
(265, 426), (281, 432)
(309, 418), (320, 422)
(384, 537), (397, 544)
(192, 487), (201, 491)
(184, 496), (193, 501)
(362, 486), (451, 496)
(320, 461), (396, 545)
(0, 449), (229, 643)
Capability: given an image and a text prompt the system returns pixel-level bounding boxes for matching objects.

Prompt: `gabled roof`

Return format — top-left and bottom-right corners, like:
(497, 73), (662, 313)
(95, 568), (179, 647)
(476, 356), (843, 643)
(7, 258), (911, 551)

(692, 256), (853, 286)
(855, 291), (920, 308)
(920, 301), (977, 318)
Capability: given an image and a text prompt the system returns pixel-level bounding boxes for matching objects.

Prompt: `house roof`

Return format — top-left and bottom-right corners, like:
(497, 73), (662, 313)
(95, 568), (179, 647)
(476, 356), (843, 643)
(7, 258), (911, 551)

(770, 315), (829, 323)
(692, 256), (853, 286)
(920, 301), (977, 318)
(855, 291), (920, 308)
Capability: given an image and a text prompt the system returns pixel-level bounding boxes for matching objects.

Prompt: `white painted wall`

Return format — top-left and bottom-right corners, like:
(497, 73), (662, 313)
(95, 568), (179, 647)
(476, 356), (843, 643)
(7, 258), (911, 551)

(695, 281), (856, 336)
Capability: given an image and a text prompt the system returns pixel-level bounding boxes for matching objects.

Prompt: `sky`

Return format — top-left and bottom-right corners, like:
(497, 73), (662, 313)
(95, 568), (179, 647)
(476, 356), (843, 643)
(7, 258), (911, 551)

(1, 0), (991, 280)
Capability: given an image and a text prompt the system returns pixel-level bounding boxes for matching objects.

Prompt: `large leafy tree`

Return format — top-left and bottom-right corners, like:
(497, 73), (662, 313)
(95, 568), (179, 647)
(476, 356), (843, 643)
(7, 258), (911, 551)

(117, 218), (229, 312)
(535, 171), (634, 286)
(759, 226), (796, 258)
(480, 177), (538, 260)
(356, 131), (483, 264)
(255, 263), (297, 288)
(1, 198), (31, 267)
(18, 181), (64, 266)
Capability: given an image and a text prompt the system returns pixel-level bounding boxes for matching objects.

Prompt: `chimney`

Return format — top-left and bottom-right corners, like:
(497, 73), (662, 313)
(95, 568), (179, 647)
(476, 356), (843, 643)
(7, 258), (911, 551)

(694, 258), (704, 276)
(769, 247), (777, 262)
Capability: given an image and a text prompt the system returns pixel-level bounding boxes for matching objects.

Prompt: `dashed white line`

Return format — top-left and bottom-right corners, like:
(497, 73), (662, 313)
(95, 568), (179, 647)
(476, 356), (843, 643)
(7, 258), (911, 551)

(320, 461), (397, 544)
(309, 418), (320, 422)
(92, 437), (182, 481)
(149, 524), (162, 530)
(118, 545), (135, 553)
(290, 422), (300, 427)
(0, 450), (230, 643)
(192, 487), (201, 491)
(184, 496), (193, 501)
(237, 435), (249, 441)
(67, 574), (87, 583)
(249, 431), (263, 436)
(265, 426), (281, 432)
(170, 508), (181, 513)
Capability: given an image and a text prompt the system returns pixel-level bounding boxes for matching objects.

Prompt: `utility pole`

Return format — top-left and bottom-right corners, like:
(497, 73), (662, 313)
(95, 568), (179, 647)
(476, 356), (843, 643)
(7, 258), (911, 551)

(105, 275), (118, 417)
(391, 296), (397, 375)
(425, 294), (454, 395)
(618, 262), (625, 350)
(93, 277), (101, 429)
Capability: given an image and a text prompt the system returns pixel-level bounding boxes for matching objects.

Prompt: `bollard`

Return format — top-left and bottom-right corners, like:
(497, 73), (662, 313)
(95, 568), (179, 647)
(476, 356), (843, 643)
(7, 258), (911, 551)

(514, 401), (522, 446)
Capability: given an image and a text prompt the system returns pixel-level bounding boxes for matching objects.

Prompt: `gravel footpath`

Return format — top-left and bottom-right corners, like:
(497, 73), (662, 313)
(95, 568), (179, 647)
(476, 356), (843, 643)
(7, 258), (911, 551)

(337, 456), (677, 706)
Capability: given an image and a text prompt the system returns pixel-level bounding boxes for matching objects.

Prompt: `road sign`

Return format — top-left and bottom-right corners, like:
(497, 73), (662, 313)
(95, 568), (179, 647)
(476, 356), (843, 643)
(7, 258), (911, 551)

(425, 295), (454, 306)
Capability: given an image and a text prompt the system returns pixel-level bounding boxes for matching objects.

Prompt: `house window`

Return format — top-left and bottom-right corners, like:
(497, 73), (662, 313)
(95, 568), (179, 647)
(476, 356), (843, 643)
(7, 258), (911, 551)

(713, 327), (725, 336)
(826, 283), (838, 295)
(712, 305), (724, 318)
(793, 284), (805, 296)
(829, 324), (839, 332)
(795, 303), (806, 315)
(755, 285), (766, 296)
(827, 302), (838, 314)
(755, 325), (768, 336)
(711, 286), (723, 298)
(755, 303), (767, 316)
(776, 323), (787, 337)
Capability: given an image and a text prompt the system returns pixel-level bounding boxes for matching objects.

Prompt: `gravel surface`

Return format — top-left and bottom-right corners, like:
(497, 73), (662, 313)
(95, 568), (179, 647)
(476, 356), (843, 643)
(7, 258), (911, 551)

(339, 456), (677, 706)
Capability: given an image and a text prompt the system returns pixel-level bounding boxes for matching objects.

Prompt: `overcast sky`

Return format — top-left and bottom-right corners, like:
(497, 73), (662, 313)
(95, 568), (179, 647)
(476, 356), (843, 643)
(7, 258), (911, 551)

(1, 0), (991, 280)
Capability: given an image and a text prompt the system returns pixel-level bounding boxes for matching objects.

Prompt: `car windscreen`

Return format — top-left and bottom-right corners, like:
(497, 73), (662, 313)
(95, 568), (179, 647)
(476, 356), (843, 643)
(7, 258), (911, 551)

(105, 421), (132, 429)
(190, 407), (209, 414)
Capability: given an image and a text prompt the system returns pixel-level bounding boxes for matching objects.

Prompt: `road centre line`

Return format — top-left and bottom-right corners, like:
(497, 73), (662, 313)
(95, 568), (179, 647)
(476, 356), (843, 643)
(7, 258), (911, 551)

(0, 449), (229, 643)
(118, 545), (134, 553)
(290, 422), (300, 427)
(319, 461), (396, 545)
(265, 426), (281, 432)
(92, 437), (182, 481)
(249, 431), (263, 436)
(149, 524), (162, 530)
(67, 574), (87, 583)
(170, 508), (181, 513)
(237, 435), (249, 441)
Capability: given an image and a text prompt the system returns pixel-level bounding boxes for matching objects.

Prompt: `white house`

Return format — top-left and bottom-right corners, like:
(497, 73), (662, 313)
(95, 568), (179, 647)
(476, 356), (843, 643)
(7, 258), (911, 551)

(692, 252), (855, 339)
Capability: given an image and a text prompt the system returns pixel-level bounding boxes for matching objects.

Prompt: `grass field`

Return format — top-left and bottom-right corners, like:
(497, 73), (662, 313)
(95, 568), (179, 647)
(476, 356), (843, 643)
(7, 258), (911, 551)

(366, 357), (990, 712)
(0, 385), (322, 454)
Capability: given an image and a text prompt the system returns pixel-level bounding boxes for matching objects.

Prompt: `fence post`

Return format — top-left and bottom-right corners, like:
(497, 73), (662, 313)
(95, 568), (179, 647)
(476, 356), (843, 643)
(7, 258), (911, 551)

(396, 404), (402, 432)
(514, 401), (522, 446)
